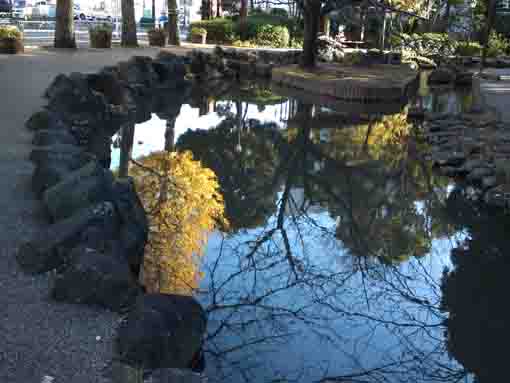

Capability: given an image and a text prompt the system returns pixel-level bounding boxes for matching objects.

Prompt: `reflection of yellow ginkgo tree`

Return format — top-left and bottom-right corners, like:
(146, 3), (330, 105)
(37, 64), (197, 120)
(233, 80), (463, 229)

(131, 151), (227, 295)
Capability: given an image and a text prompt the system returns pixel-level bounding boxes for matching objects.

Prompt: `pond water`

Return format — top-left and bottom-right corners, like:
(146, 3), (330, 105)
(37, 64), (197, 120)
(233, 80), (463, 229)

(110, 77), (503, 383)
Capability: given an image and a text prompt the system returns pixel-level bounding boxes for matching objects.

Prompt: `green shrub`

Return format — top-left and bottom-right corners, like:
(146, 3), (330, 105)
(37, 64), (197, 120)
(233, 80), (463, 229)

(254, 24), (289, 48)
(89, 23), (113, 33)
(487, 31), (510, 57)
(190, 18), (234, 43)
(232, 39), (257, 48)
(391, 33), (456, 58)
(269, 8), (288, 18)
(191, 27), (207, 36)
(456, 41), (482, 56)
(0, 25), (22, 39)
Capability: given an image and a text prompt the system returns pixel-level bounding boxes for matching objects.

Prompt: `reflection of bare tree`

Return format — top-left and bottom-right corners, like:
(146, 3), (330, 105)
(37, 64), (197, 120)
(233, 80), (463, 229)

(190, 101), (466, 383)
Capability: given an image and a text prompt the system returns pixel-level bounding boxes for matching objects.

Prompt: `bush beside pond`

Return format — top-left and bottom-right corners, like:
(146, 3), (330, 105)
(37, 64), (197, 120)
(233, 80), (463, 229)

(0, 26), (23, 54)
(191, 14), (295, 48)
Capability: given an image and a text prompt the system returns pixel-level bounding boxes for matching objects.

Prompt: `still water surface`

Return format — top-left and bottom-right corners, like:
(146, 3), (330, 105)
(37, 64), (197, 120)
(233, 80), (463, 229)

(110, 78), (498, 383)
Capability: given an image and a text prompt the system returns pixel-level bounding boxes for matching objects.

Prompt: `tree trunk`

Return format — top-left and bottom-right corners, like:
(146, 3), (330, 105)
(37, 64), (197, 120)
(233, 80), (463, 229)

(121, 0), (138, 47)
(301, 0), (321, 68)
(482, 0), (497, 71)
(54, 0), (76, 48)
(167, 0), (181, 45)
(380, 10), (387, 51)
(217, 0), (222, 18)
(239, 0), (248, 40)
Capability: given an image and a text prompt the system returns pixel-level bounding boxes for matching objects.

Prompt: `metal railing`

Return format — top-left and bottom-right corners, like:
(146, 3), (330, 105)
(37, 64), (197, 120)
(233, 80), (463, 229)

(0, 16), (189, 46)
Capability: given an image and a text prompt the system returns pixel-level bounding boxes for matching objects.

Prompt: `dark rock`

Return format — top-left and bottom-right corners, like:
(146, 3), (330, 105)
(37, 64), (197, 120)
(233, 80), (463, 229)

(116, 294), (207, 369)
(25, 110), (51, 131)
(455, 71), (474, 86)
(17, 201), (117, 274)
(153, 52), (187, 85)
(43, 161), (115, 221)
(87, 131), (113, 168)
(51, 244), (140, 312)
(87, 70), (126, 106)
(428, 68), (456, 84)
(482, 175), (498, 189)
(32, 129), (78, 146)
(144, 368), (202, 383)
(29, 144), (84, 164)
(467, 167), (495, 182)
(118, 56), (159, 87)
(31, 151), (96, 197)
(45, 73), (110, 129)
(111, 178), (149, 277)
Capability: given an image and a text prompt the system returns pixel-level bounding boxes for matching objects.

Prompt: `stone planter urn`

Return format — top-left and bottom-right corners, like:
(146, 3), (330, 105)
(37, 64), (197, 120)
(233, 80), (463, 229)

(0, 26), (24, 54)
(191, 28), (207, 44)
(148, 29), (167, 47)
(89, 25), (112, 49)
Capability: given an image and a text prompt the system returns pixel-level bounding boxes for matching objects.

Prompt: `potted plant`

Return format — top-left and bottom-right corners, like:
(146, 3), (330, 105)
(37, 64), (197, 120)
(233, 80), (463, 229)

(191, 27), (207, 44)
(89, 23), (113, 48)
(0, 25), (23, 54)
(148, 28), (166, 47)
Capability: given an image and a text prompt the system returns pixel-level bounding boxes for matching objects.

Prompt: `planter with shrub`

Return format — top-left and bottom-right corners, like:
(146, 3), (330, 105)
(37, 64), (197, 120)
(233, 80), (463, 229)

(0, 26), (23, 54)
(191, 27), (207, 44)
(148, 28), (167, 47)
(89, 24), (113, 49)
(190, 19), (233, 44)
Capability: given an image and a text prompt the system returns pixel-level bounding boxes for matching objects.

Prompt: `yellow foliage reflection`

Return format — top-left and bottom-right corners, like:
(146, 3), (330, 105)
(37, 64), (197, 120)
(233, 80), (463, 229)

(131, 151), (227, 295)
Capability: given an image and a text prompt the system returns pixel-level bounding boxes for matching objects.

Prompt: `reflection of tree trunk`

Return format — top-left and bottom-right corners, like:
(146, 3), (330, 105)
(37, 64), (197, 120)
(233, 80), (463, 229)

(119, 124), (135, 178)
(54, 0), (76, 48)
(165, 118), (176, 151)
(121, 0), (138, 47)
(362, 121), (373, 154)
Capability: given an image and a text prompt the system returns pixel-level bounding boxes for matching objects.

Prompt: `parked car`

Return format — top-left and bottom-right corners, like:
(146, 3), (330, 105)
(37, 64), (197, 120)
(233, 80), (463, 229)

(73, 4), (87, 20)
(0, 0), (12, 13)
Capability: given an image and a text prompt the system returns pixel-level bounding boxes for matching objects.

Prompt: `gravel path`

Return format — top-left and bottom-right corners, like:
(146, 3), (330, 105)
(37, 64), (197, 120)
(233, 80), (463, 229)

(0, 47), (185, 383)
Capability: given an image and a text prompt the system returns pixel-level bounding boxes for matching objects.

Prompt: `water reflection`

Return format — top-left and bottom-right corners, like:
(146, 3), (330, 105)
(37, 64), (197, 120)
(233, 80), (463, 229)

(111, 81), (483, 383)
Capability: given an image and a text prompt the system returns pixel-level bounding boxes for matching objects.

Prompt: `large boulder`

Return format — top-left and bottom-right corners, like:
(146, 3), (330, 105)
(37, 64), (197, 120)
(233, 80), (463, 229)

(116, 294), (207, 370)
(117, 56), (159, 88)
(17, 201), (118, 274)
(32, 129), (79, 146)
(51, 245), (141, 312)
(25, 110), (51, 131)
(153, 52), (187, 86)
(42, 161), (115, 221)
(31, 149), (96, 197)
(111, 178), (149, 277)
(45, 72), (110, 128)
(428, 68), (456, 84)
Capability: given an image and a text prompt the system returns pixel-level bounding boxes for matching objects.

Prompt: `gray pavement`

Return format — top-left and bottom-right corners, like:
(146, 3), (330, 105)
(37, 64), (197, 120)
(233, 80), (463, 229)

(0, 47), (180, 383)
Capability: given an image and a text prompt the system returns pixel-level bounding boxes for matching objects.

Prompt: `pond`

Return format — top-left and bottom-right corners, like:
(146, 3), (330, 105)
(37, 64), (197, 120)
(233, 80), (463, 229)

(110, 77), (501, 383)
